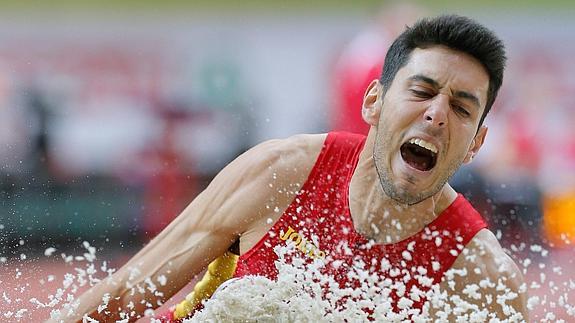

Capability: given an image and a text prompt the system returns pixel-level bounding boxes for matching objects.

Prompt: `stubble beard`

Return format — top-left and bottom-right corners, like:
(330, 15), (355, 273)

(373, 129), (463, 206)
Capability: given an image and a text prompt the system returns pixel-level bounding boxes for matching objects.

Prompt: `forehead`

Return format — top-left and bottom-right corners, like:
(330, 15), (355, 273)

(397, 46), (490, 107)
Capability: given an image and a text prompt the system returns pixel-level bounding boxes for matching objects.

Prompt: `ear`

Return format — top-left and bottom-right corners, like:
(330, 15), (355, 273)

(463, 126), (488, 164)
(362, 79), (383, 126)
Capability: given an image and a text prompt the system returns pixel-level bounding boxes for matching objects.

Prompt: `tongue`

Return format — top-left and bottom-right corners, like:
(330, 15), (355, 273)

(401, 144), (431, 171)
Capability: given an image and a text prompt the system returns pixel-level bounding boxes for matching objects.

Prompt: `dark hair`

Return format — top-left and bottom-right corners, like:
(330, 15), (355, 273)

(380, 15), (506, 126)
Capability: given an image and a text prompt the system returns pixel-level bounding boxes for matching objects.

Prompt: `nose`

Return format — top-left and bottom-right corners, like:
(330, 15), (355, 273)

(423, 95), (449, 128)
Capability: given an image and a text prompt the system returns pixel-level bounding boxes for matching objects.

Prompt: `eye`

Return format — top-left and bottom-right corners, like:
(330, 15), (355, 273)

(410, 89), (433, 99)
(453, 104), (471, 117)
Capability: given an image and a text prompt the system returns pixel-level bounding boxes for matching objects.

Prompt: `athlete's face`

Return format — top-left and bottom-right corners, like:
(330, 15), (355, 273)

(365, 46), (489, 205)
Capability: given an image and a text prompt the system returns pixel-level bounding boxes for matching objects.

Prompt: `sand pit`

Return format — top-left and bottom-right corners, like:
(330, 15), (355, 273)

(2, 241), (575, 322)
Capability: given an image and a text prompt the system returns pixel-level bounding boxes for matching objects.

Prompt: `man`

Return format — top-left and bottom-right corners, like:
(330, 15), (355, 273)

(59, 15), (528, 321)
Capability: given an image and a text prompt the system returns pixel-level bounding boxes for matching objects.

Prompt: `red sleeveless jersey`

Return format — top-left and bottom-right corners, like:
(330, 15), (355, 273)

(234, 132), (487, 310)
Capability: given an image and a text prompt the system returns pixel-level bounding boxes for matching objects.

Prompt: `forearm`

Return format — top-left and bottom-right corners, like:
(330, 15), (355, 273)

(43, 270), (127, 322)
(67, 274), (127, 322)
(76, 273), (167, 322)
(62, 230), (228, 321)
(51, 254), (181, 321)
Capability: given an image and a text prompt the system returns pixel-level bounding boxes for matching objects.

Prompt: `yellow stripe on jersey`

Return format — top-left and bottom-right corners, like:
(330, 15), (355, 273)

(173, 251), (239, 320)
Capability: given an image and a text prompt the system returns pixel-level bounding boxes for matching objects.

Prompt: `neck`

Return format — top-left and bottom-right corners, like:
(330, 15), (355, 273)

(349, 129), (457, 244)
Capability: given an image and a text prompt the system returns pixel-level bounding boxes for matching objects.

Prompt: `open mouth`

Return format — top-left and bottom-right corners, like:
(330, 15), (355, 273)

(400, 138), (438, 172)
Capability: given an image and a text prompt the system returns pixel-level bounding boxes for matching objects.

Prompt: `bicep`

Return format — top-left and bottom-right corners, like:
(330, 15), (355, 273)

(131, 142), (283, 284)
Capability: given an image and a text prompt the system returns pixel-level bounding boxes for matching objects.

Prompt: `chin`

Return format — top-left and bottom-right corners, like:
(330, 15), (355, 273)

(381, 181), (425, 205)
(382, 176), (445, 206)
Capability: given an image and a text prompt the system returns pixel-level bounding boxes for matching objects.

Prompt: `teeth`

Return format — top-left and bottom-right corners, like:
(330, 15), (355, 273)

(409, 138), (438, 154)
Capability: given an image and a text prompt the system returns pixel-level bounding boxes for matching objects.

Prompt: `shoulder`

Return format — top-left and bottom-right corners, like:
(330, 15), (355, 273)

(198, 133), (327, 229)
(248, 133), (327, 203)
(210, 133), (326, 179)
(232, 133), (327, 181)
(254, 133), (327, 165)
(433, 229), (528, 321)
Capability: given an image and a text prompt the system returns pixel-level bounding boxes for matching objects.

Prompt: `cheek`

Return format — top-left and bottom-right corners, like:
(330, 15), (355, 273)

(380, 104), (416, 130)
(444, 124), (472, 157)
(447, 135), (473, 160)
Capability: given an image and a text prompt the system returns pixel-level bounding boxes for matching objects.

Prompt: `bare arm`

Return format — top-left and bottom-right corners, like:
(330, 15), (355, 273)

(430, 229), (528, 321)
(51, 134), (324, 322)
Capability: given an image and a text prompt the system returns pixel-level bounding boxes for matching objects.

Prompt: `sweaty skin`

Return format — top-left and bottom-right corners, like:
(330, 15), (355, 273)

(54, 46), (527, 322)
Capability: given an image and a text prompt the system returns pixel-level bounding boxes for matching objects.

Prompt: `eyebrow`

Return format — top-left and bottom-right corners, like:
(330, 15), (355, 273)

(453, 90), (481, 109)
(408, 74), (481, 109)
(409, 74), (439, 88)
